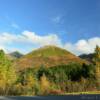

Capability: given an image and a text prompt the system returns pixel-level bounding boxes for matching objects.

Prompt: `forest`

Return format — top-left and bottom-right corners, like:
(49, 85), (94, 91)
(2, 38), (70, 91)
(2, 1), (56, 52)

(0, 46), (100, 95)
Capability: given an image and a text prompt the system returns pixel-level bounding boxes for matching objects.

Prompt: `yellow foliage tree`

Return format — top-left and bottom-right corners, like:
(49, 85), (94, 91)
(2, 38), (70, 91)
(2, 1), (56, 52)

(93, 45), (100, 89)
(40, 73), (50, 95)
(0, 50), (17, 95)
(25, 75), (35, 95)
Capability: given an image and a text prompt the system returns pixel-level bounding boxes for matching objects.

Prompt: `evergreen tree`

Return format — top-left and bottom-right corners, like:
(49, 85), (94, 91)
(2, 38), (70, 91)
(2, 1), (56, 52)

(93, 45), (100, 89)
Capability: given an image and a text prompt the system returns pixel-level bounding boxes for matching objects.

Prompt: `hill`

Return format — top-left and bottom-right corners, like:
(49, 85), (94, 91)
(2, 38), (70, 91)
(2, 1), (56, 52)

(6, 51), (23, 60)
(79, 53), (94, 63)
(14, 45), (86, 71)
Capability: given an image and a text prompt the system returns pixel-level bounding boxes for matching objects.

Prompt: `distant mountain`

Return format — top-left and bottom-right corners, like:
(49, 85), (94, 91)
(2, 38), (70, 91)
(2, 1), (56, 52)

(10, 51), (23, 58)
(14, 45), (86, 71)
(79, 53), (94, 63)
(7, 51), (23, 60)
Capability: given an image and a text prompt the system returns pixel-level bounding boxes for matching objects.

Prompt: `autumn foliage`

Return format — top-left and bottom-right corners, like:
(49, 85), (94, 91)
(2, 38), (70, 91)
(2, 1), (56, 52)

(0, 46), (100, 95)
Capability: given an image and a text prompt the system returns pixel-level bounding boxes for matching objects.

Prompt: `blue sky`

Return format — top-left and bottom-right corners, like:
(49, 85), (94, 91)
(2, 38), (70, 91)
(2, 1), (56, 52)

(0, 0), (100, 55)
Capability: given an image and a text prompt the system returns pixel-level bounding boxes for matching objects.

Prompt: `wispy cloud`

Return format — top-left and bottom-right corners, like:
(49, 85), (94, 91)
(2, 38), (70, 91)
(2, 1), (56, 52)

(4, 15), (20, 29)
(11, 23), (19, 29)
(52, 15), (63, 24)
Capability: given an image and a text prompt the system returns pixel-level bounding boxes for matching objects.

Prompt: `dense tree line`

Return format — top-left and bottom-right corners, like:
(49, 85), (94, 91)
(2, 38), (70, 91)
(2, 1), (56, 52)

(17, 62), (96, 95)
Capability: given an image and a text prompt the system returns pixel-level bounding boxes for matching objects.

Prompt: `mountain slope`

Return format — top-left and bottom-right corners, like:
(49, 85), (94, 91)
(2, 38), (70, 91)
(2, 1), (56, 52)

(9, 51), (23, 58)
(7, 51), (23, 60)
(79, 53), (94, 63)
(14, 45), (86, 71)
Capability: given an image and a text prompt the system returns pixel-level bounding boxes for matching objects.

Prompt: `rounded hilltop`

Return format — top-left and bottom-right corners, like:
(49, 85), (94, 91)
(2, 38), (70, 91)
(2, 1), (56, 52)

(14, 45), (86, 71)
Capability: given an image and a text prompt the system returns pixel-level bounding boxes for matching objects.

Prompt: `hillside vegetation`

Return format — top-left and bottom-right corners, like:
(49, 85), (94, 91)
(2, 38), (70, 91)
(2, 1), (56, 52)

(6, 51), (23, 61)
(0, 45), (100, 95)
(14, 45), (86, 71)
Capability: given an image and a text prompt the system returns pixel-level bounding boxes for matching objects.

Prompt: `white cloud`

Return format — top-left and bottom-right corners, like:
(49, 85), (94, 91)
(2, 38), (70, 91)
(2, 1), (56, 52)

(0, 30), (99, 55)
(22, 31), (61, 46)
(64, 37), (100, 55)
(0, 45), (7, 52)
(0, 46), (5, 49)
(0, 31), (61, 45)
(0, 31), (62, 53)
